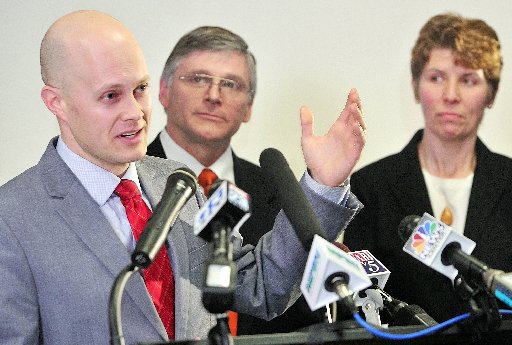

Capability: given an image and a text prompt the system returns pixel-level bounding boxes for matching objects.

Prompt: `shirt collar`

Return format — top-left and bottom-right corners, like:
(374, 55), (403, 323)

(56, 137), (142, 205)
(159, 130), (235, 182)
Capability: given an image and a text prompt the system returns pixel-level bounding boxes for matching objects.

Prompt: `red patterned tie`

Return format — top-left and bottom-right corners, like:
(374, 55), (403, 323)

(198, 168), (218, 197)
(197, 169), (238, 335)
(115, 179), (175, 339)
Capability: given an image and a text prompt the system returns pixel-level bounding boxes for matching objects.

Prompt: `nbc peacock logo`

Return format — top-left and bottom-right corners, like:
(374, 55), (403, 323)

(411, 220), (444, 260)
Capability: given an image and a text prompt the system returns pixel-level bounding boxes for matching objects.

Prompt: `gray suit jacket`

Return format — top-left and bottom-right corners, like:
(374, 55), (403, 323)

(0, 138), (361, 345)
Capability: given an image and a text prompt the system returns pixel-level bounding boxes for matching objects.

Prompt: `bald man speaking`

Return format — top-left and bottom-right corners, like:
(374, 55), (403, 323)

(0, 10), (365, 344)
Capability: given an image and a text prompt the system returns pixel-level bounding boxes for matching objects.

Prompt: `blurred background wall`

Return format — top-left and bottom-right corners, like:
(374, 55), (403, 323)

(2, 0), (511, 185)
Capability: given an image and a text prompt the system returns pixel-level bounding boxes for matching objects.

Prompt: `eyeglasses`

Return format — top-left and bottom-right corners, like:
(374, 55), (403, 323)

(178, 73), (252, 97)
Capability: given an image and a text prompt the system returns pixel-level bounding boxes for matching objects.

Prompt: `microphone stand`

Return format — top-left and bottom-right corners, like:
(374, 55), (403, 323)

(453, 274), (501, 341)
(109, 263), (140, 345)
(207, 314), (232, 345)
(441, 243), (502, 336)
(202, 220), (237, 345)
(354, 284), (385, 327)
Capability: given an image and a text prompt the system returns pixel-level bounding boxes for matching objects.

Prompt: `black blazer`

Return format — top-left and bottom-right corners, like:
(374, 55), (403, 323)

(147, 135), (325, 333)
(343, 129), (512, 322)
(148, 135), (280, 246)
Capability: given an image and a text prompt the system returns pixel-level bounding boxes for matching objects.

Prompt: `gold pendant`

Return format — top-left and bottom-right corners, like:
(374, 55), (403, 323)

(441, 207), (453, 226)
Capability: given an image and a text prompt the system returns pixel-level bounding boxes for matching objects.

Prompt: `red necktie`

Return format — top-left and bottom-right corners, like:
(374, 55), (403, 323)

(197, 169), (238, 335)
(198, 168), (218, 197)
(115, 179), (175, 339)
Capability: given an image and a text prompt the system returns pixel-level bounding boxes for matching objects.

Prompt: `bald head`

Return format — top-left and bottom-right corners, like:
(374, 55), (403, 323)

(40, 10), (140, 87)
(39, 10), (151, 175)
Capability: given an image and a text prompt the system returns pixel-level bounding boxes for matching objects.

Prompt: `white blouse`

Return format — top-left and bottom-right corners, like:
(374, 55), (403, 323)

(422, 169), (474, 235)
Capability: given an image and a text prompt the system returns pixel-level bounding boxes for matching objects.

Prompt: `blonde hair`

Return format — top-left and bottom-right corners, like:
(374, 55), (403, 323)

(411, 13), (502, 102)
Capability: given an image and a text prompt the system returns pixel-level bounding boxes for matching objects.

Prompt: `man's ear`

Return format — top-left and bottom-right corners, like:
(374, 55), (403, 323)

(242, 102), (253, 123)
(159, 78), (170, 108)
(41, 85), (68, 122)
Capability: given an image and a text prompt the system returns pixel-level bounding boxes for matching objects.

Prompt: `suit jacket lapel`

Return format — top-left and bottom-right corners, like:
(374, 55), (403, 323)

(388, 130), (434, 217)
(41, 142), (167, 339)
(137, 156), (205, 339)
(232, 151), (275, 208)
(232, 152), (252, 191)
(136, 156), (201, 229)
(41, 139), (135, 279)
(465, 139), (507, 242)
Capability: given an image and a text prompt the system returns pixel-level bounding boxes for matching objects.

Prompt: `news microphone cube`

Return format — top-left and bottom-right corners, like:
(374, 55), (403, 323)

(301, 235), (371, 311)
(194, 180), (251, 239)
(402, 213), (475, 280)
(349, 250), (390, 289)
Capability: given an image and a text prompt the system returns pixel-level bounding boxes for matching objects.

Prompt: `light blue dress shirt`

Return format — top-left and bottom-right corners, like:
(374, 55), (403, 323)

(56, 138), (149, 251)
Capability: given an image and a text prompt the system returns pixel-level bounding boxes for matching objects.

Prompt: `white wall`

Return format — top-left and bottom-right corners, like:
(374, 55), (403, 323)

(2, 0), (512, 186)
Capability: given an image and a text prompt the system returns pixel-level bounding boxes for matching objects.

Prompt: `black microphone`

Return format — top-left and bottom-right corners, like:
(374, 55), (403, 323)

(131, 167), (197, 268)
(194, 179), (251, 313)
(259, 148), (370, 313)
(354, 282), (438, 327)
(259, 148), (327, 250)
(378, 287), (438, 327)
(399, 213), (512, 309)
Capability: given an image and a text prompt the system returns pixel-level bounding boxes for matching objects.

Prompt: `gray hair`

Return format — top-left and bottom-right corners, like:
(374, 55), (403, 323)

(161, 26), (257, 99)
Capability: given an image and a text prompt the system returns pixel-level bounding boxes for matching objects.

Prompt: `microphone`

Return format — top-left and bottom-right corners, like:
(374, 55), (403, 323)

(399, 213), (512, 308)
(301, 235), (372, 313)
(378, 287), (439, 327)
(259, 148), (371, 313)
(194, 180), (251, 314)
(110, 167), (196, 345)
(194, 179), (251, 241)
(484, 272), (512, 309)
(348, 250), (390, 289)
(350, 252), (437, 327)
(131, 167), (197, 268)
(398, 213), (476, 281)
(348, 250), (390, 326)
(340, 243), (437, 327)
(259, 148), (327, 250)
(345, 249), (390, 326)
(354, 283), (438, 327)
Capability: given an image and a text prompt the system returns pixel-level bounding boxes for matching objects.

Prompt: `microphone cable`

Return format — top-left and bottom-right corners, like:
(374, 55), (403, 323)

(353, 309), (512, 341)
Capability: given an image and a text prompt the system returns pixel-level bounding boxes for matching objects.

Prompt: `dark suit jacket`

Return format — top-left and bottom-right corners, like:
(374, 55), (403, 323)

(148, 135), (326, 334)
(343, 129), (512, 322)
(148, 136), (281, 246)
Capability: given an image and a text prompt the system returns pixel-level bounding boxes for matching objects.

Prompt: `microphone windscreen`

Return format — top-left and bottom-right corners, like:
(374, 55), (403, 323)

(259, 148), (327, 250)
(132, 167), (197, 267)
(397, 215), (421, 244)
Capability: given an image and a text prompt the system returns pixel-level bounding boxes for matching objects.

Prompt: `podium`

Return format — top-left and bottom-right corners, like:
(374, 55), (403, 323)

(141, 318), (512, 345)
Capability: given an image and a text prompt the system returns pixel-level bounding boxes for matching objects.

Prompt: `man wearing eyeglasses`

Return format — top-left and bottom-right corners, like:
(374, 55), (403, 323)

(148, 26), (325, 335)
(148, 26), (277, 250)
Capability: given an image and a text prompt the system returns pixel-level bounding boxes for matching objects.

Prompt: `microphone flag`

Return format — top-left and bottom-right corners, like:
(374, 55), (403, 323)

(402, 212), (475, 280)
(301, 235), (371, 311)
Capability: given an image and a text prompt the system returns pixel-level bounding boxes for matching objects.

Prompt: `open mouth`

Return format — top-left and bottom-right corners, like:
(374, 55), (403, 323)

(121, 131), (138, 138)
(119, 128), (142, 139)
